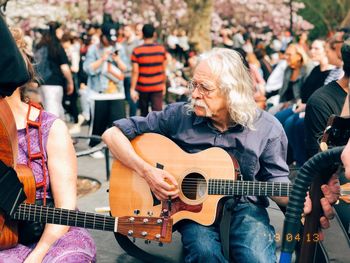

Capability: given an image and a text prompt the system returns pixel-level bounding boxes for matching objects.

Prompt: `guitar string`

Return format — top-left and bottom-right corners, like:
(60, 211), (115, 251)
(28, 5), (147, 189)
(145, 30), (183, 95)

(14, 182), (292, 225)
(180, 181), (291, 188)
(14, 182), (291, 225)
(180, 181), (291, 190)
(181, 182), (292, 191)
(13, 210), (113, 225)
(181, 184), (291, 189)
(14, 205), (116, 228)
(180, 182), (291, 195)
(14, 205), (164, 228)
(14, 215), (115, 227)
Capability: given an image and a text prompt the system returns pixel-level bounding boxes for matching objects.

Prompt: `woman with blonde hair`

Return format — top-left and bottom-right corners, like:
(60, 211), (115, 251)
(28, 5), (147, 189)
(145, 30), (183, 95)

(277, 43), (312, 106)
(0, 27), (96, 263)
(276, 40), (334, 166)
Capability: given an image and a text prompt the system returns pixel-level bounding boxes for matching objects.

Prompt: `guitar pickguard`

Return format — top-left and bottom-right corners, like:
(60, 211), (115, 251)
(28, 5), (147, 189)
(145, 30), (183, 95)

(151, 191), (161, 206)
(162, 197), (202, 216)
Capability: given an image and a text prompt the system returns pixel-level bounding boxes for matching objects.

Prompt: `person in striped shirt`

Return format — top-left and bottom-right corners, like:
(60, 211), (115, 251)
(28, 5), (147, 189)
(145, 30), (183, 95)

(130, 24), (167, 116)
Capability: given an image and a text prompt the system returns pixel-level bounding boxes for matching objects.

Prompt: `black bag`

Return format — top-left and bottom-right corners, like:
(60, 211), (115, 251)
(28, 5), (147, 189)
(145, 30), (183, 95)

(18, 199), (55, 245)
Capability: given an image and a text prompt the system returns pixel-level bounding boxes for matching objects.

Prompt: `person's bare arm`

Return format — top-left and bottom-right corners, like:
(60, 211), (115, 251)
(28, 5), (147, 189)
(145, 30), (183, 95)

(89, 50), (110, 72)
(102, 126), (178, 200)
(130, 63), (139, 102)
(112, 53), (127, 72)
(60, 64), (74, 95)
(24, 119), (76, 262)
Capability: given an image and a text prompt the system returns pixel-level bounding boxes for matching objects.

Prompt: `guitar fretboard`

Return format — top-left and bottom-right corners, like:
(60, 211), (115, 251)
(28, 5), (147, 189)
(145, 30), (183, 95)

(12, 203), (116, 232)
(208, 179), (291, 196)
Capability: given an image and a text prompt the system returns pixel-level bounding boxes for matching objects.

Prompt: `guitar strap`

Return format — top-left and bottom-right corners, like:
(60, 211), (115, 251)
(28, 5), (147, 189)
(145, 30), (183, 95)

(220, 197), (240, 261)
(219, 155), (243, 260)
(25, 101), (48, 205)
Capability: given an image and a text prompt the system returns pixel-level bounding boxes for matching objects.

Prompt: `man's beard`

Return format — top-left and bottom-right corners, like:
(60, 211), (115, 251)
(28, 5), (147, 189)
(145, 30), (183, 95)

(190, 99), (213, 117)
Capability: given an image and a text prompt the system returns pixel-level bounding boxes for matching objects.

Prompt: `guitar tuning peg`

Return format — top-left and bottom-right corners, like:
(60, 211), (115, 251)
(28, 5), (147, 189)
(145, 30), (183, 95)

(132, 237), (136, 243)
(158, 242), (163, 247)
(145, 240), (151, 244)
(161, 208), (169, 217)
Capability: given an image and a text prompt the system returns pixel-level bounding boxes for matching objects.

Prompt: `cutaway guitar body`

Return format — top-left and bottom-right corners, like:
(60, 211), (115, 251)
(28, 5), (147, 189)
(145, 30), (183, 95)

(110, 133), (236, 226)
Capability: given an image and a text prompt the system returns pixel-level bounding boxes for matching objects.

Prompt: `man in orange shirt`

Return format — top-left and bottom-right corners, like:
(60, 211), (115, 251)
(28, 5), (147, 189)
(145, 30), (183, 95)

(130, 24), (167, 116)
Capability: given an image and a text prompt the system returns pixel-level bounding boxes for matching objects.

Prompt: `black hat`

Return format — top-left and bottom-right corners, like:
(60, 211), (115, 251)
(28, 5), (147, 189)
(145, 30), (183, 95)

(101, 23), (117, 43)
(0, 15), (29, 96)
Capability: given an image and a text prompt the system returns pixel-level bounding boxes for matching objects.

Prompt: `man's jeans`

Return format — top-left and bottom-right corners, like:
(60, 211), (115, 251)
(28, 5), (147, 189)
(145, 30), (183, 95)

(177, 201), (276, 263)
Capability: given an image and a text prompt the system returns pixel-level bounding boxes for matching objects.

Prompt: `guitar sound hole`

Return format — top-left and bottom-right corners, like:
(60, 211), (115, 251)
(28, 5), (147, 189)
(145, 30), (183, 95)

(182, 173), (207, 200)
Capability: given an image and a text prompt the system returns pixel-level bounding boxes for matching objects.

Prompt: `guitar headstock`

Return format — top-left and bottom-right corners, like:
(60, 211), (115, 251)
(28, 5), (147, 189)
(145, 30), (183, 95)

(320, 115), (350, 151)
(340, 183), (350, 204)
(117, 216), (173, 243)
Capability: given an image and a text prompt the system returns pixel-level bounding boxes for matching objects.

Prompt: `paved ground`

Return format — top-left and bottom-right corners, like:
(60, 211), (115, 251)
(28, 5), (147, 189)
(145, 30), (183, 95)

(74, 126), (287, 263)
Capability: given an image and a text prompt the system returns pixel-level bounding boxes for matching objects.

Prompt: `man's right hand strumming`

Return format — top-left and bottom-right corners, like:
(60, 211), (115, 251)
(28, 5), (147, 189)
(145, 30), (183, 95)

(141, 165), (179, 201)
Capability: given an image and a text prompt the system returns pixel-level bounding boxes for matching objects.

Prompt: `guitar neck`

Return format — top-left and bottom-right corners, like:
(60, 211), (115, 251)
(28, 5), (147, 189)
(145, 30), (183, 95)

(12, 203), (116, 232)
(208, 179), (291, 196)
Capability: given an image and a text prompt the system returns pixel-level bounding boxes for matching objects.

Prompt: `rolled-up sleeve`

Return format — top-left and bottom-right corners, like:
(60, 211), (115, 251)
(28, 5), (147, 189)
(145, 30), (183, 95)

(83, 45), (101, 76)
(259, 130), (290, 183)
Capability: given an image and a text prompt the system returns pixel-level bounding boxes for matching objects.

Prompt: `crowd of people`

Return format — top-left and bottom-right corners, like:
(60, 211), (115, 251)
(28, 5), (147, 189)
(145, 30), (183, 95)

(17, 20), (350, 164)
(0, 9), (349, 262)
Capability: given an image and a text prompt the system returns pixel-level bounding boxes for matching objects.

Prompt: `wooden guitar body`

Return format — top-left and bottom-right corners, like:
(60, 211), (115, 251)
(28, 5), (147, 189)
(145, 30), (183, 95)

(0, 162), (173, 250)
(0, 165), (35, 249)
(0, 99), (173, 250)
(0, 98), (17, 168)
(109, 133), (237, 226)
(0, 98), (36, 249)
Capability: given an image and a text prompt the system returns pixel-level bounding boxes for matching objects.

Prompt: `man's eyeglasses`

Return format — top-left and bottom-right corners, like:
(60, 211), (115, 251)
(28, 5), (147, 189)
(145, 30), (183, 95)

(188, 80), (216, 96)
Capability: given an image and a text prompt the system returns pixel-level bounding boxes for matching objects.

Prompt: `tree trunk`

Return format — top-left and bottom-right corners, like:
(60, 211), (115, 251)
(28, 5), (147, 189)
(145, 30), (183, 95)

(340, 10), (350, 28)
(185, 0), (213, 53)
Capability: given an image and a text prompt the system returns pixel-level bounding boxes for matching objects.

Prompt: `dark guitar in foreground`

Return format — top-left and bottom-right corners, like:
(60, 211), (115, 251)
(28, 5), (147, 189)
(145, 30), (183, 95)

(0, 164), (173, 250)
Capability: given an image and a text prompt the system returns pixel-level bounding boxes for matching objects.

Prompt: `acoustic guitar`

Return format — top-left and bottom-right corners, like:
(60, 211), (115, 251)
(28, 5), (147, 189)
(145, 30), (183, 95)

(109, 133), (350, 227)
(0, 164), (172, 250)
(0, 99), (172, 250)
(109, 133), (293, 226)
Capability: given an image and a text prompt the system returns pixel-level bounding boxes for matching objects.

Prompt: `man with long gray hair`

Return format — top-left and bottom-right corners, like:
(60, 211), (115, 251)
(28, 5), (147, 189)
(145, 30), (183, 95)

(103, 48), (338, 262)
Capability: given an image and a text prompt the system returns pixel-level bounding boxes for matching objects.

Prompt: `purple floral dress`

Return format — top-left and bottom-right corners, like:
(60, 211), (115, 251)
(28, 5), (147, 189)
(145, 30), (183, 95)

(0, 111), (96, 263)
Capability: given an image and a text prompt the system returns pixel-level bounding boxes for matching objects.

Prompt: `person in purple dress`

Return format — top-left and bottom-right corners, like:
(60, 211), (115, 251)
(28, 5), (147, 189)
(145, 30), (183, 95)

(0, 27), (96, 263)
